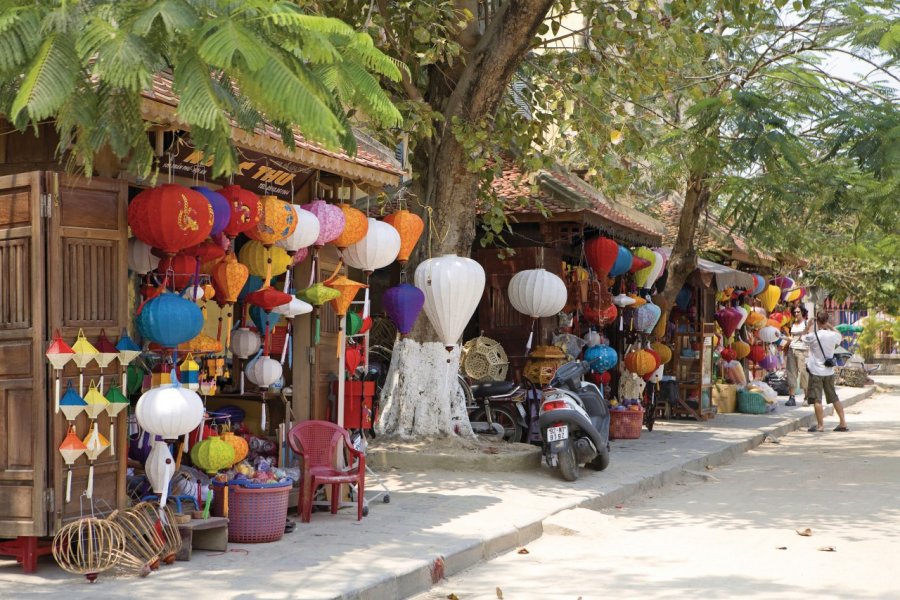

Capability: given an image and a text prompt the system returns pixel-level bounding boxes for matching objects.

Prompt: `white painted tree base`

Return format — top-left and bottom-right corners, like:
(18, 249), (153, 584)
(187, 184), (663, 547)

(374, 338), (474, 439)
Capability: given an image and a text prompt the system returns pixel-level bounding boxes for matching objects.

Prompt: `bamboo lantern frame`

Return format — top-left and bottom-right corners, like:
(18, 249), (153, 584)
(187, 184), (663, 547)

(52, 517), (127, 583)
(109, 504), (165, 573)
(132, 502), (182, 565)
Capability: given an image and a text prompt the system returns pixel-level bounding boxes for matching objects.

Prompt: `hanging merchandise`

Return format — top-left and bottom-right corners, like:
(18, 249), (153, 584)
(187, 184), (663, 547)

(584, 237), (619, 276)
(584, 344), (618, 373)
(714, 307), (743, 340)
(760, 284), (781, 312)
(758, 354), (778, 371)
(609, 244), (633, 277)
(346, 311), (363, 336)
(651, 341), (672, 365)
(345, 345), (362, 375)
(632, 247), (657, 289)
(633, 303), (662, 334)
(612, 293), (636, 308)
(128, 237), (161, 274)
(145, 440), (176, 507)
(136, 291), (204, 349)
(745, 310), (765, 329)
(750, 274), (767, 296)
(83, 380), (109, 421)
(59, 381), (87, 421)
(331, 204), (368, 250)
(584, 304), (617, 327)
(276, 205), (320, 254)
(460, 336), (509, 382)
(507, 269), (567, 351)
(46, 329), (75, 414)
(82, 421), (110, 498)
(720, 347), (737, 362)
(231, 328), (261, 394)
(71, 328), (99, 395)
(733, 340), (751, 360)
(325, 274), (367, 355)
(185, 239), (226, 274)
(624, 348), (657, 377)
(192, 186), (231, 236)
(748, 344), (766, 363)
(245, 195), (297, 247)
(190, 436), (235, 475)
(342, 218), (401, 317)
(104, 384), (129, 457)
(302, 199), (345, 248)
(127, 184), (214, 255)
(630, 254), (651, 274)
(239, 241), (292, 279)
(770, 276), (795, 290)
(272, 297), (312, 318)
(135, 382), (205, 440)
(758, 326), (781, 344)
(383, 283), (425, 336)
(211, 252), (250, 346)
(245, 355), (283, 390)
(734, 305), (749, 330)
(297, 283), (340, 344)
(584, 331), (602, 348)
(179, 353), (201, 390)
(177, 331), (223, 355)
(249, 306), (282, 339)
(218, 185), (263, 240)
(58, 425), (86, 503)
(414, 255), (485, 350)
(290, 246), (310, 267)
(156, 253), (198, 289)
(93, 329), (119, 392)
(383, 209), (425, 266)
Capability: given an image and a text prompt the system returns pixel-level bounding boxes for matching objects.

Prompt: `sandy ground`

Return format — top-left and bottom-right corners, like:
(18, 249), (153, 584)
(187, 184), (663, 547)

(414, 387), (900, 600)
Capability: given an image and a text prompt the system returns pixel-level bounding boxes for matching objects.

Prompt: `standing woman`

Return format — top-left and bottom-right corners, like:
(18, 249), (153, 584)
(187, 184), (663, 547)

(785, 306), (809, 406)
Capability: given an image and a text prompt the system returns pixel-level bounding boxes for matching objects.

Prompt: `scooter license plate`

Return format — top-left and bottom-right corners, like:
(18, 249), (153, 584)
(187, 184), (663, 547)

(547, 425), (568, 442)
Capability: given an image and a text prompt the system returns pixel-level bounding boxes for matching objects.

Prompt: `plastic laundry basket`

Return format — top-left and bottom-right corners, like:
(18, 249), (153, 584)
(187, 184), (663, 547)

(212, 479), (292, 543)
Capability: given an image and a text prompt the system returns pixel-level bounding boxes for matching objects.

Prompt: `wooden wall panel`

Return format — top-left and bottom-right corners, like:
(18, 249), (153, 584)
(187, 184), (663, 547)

(0, 238), (31, 329)
(62, 239), (118, 325)
(0, 186), (31, 228)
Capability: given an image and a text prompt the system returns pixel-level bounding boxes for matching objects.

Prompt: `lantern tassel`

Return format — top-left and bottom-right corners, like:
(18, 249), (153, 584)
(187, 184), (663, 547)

(240, 370), (245, 395)
(223, 485), (229, 518)
(65, 469), (72, 503)
(121, 369), (127, 403)
(110, 423), (115, 457)
(261, 402), (267, 432)
(99, 371), (105, 395)
(314, 311), (321, 345)
(225, 307), (234, 349)
(363, 287), (370, 319)
(280, 328), (290, 365)
(79, 371), (84, 397)
(175, 438), (184, 471)
(55, 375), (60, 414)
(87, 463), (94, 499)
(525, 325), (534, 354)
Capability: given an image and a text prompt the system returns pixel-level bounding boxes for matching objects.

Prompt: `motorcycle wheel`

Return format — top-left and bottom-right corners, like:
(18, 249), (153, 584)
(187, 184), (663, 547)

(558, 442), (580, 481)
(470, 406), (523, 443)
(588, 447), (610, 471)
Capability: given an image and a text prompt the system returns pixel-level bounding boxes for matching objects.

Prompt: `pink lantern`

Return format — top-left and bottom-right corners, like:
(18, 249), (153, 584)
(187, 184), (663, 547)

(714, 307), (743, 338)
(302, 200), (345, 248)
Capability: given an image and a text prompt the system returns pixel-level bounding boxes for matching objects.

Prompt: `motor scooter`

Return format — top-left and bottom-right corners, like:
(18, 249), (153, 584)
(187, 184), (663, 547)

(538, 361), (610, 481)
(459, 375), (527, 442)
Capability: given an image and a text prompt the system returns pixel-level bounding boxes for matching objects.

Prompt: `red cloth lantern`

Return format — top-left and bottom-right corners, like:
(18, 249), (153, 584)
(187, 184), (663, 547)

(218, 185), (262, 239)
(128, 184), (214, 255)
(748, 344), (766, 363)
(715, 307), (743, 338)
(584, 304), (617, 326)
(720, 347), (737, 362)
(156, 253), (198, 289)
(185, 239), (225, 265)
(245, 286), (292, 312)
(585, 237), (619, 276)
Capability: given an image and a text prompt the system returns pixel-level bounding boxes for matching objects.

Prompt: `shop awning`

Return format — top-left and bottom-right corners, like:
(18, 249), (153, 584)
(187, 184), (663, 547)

(658, 248), (756, 291)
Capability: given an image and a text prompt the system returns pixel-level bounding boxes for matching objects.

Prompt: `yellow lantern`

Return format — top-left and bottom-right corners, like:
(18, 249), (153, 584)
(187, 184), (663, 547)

(239, 240), (292, 279)
(652, 295), (669, 338)
(246, 196), (297, 246)
(733, 340), (751, 360)
(383, 209), (424, 266)
(745, 310), (765, 329)
(331, 204), (368, 250)
(760, 284), (781, 312)
(651, 342), (672, 365)
(190, 436), (235, 475)
(624, 349), (657, 377)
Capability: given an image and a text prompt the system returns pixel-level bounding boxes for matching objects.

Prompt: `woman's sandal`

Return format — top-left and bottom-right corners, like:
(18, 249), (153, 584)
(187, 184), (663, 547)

(833, 426), (850, 432)
(807, 426), (823, 432)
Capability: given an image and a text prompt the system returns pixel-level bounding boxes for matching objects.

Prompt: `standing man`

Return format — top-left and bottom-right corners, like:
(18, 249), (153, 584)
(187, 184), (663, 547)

(803, 312), (848, 432)
(785, 306), (809, 406)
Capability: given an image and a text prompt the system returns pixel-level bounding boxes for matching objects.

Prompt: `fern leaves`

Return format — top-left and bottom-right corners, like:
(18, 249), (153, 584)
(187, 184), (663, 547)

(10, 33), (77, 128)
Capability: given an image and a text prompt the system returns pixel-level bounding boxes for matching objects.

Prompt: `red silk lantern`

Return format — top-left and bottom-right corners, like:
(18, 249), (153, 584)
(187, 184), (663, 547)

(748, 344), (766, 363)
(245, 286), (292, 312)
(218, 185), (262, 239)
(128, 184), (214, 255)
(345, 345), (362, 374)
(156, 253), (198, 289)
(630, 255), (651, 273)
(584, 304), (617, 326)
(714, 307), (743, 338)
(598, 371), (611, 385)
(584, 237), (618, 276)
(721, 347), (737, 362)
(185, 239), (225, 265)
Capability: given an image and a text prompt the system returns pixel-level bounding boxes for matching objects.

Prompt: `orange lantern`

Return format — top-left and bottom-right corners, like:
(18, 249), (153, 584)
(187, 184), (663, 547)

(127, 184), (214, 256)
(211, 252), (249, 346)
(624, 348), (657, 377)
(325, 274), (367, 356)
(733, 340), (751, 360)
(331, 204), (368, 251)
(246, 196), (297, 247)
(383, 209), (425, 266)
(218, 185), (262, 240)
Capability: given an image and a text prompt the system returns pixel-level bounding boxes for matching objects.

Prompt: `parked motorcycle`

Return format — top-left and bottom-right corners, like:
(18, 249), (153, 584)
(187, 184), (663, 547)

(539, 361), (610, 481)
(459, 375), (528, 443)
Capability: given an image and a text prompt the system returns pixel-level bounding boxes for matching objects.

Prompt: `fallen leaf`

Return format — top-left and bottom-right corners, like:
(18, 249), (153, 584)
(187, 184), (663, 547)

(496, 586), (503, 599)
(447, 594), (459, 600)
(705, 465), (714, 470)
(615, 504), (623, 509)
(796, 528), (813, 537)
(484, 447), (499, 455)
(517, 548), (530, 555)
(817, 546), (837, 552)
(776, 546), (787, 550)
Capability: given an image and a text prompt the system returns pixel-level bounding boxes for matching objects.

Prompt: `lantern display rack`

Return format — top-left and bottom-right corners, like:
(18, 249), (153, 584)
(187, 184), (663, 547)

(670, 322), (717, 421)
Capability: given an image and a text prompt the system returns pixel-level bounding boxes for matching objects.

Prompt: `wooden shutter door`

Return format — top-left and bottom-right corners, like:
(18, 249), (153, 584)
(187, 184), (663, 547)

(0, 172), (48, 537)
(46, 174), (129, 527)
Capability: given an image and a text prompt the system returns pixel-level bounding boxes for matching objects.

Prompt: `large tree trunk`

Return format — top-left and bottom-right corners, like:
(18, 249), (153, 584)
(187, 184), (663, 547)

(375, 0), (555, 439)
(661, 172), (710, 308)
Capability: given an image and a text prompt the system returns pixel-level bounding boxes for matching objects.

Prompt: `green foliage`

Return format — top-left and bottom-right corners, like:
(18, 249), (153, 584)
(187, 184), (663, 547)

(0, 0), (402, 177)
(857, 315), (890, 360)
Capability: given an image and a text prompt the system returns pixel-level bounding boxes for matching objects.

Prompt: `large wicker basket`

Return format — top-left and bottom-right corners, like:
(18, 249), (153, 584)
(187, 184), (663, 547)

(737, 391), (768, 414)
(609, 409), (643, 440)
(212, 479), (292, 543)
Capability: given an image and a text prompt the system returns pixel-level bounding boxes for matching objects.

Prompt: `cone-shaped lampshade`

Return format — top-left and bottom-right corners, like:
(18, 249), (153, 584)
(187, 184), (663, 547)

(46, 329), (75, 370)
(271, 297), (313, 318)
(60, 381), (87, 420)
(82, 423), (110, 461)
(71, 329), (99, 368)
(59, 425), (87, 465)
(115, 330), (142, 365)
(245, 285), (292, 312)
(83, 381), (109, 419)
(94, 330), (119, 369)
(105, 384), (130, 417)
(297, 283), (340, 306)
(324, 275), (366, 317)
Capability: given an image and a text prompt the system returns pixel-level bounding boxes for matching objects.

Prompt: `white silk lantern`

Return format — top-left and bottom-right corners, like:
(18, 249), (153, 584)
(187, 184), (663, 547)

(246, 356), (282, 388)
(231, 327), (261, 358)
(507, 269), (567, 351)
(128, 237), (160, 274)
(758, 326), (780, 343)
(276, 205), (320, 253)
(272, 297), (312, 318)
(343, 218), (401, 318)
(145, 440), (176, 507)
(135, 385), (204, 440)
(414, 254), (485, 349)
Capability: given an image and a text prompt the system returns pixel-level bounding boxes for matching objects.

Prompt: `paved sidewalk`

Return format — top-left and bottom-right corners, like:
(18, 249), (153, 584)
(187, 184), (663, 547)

(0, 384), (879, 600)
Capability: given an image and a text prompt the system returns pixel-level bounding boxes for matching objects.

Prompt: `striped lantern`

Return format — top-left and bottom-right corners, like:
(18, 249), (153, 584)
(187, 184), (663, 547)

(238, 240), (292, 279)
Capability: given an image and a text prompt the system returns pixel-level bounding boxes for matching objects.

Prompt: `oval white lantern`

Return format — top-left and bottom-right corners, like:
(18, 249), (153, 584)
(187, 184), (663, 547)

(343, 218), (401, 273)
(414, 254), (485, 349)
(245, 356), (282, 388)
(758, 325), (780, 343)
(231, 327), (261, 359)
(135, 385), (204, 439)
(128, 237), (160, 274)
(272, 297), (313, 318)
(276, 205), (320, 252)
(181, 284), (205, 302)
(507, 269), (567, 318)
(145, 440), (175, 494)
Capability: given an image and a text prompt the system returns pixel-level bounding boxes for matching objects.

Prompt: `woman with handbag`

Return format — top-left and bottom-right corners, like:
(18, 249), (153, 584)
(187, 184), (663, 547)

(785, 306), (809, 406)
(802, 312), (848, 432)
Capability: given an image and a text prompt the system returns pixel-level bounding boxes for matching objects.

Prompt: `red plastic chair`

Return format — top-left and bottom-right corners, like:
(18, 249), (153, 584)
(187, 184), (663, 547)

(287, 420), (365, 523)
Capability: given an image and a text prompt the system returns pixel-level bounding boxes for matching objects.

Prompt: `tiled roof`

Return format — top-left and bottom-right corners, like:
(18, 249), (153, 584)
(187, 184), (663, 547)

(141, 72), (403, 182)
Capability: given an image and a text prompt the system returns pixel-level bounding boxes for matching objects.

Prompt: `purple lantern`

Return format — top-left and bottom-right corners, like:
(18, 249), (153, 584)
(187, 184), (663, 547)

(770, 276), (795, 290)
(714, 307), (743, 338)
(302, 200), (345, 248)
(758, 353), (778, 371)
(192, 186), (231, 236)
(382, 283), (425, 335)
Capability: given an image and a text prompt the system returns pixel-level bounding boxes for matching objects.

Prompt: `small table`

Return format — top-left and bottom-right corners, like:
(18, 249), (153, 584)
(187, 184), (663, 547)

(176, 517), (229, 561)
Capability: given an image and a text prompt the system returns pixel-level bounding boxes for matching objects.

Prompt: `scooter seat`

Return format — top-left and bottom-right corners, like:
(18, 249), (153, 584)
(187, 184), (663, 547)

(469, 381), (516, 398)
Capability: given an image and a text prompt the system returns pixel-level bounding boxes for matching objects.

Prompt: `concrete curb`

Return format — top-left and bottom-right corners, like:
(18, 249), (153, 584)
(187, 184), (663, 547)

(366, 443), (542, 472)
(352, 386), (875, 600)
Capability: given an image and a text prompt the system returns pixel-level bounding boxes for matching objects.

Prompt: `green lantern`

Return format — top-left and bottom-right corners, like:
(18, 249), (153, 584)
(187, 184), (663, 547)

(105, 384), (130, 418)
(190, 436), (235, 475)
(297, 283), (342, 344)
(126, 363), (146, 397)
(346, 311), (362, 336)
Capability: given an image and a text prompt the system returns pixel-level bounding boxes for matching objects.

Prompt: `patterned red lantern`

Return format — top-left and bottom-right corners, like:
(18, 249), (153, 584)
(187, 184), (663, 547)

(218, 185), (262, 239)
(127, 184), (214, 255)
(584, 237), (619, 276)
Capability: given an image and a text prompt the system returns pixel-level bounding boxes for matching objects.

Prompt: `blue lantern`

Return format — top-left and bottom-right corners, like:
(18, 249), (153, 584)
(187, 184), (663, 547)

(249, 304), (282, 334)
(609, 245), (633, 277)
(238, 274), (264, 303)
(675, 287), (693, 311)
(585, 344), (618, 373)
(135, 292), (203, 348)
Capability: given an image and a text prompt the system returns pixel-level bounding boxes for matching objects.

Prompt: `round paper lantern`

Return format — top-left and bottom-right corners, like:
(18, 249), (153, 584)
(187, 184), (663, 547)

(584, 237), (618, 276)
(185, 239), (225, 271)
(507, 269), (567, 318)
(246, 356), (282, 388)
(383, 283), (425, 335)
(758, 354), (778, 371)
(276, 205), (320, 253)
(239, 240), (292, 278)
(624, 348), (657, 377)
(414, 255), (485, 348)
(632, 247), (657, 289)
(128, 238), (160, 274)
(135, 292), (203, 348)
(302, 199), (345, 247)
(246, 195), (297, 246)
(211, 252), (250, 304)
(156, 253), (198, 289)
(343, 218), (401, 273)
(220, 431), (249, 465)
(610, 244), (633, 277)
(714, 307), (743, 338)
(218, 185), (262, 238)
(720, 347), (737, 362)
(584, 331), (602, 347)
(584, 344), (617, 373)
(192, 186), (231, 236)
(190, 436), (235, 474)
(758, 326), (780, 343)
(128, 184), (214, 255)
(634, 303), (662, 334)
(331, 204), (368, 250)
(651, 341), (672, 365)
(745, 310), (765, 329)
(231, 328), (261, 359)
(748, 344), (766, 363)
(760, 284), (781, 312)
(135, 385), (204, 439)
(733, 340), (750, 360)
(383, 209), (424, 265)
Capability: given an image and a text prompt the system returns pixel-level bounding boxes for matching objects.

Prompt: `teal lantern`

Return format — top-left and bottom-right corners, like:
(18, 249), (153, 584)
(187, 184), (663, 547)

(135, 292), (203, 348)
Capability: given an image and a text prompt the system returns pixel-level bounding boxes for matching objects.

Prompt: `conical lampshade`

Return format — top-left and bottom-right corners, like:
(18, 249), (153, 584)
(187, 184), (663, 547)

(94, 330), (119, 369)
(115, 330), (142, 365)
(83, 381), (109, 420)
(60, 381), (87, 421)
(46, 329), (75, 369)
(324, 274), (366, 317)
(105, 384), (130, 417)
(297, 283), (340, 306)
(71, 329), (99, 368)
(82, 423), (110, 461)
(59, 426), (87, 465)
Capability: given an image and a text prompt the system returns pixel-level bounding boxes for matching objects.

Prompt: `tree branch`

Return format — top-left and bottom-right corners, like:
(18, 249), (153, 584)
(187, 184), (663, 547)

(374, 0), (424, 103)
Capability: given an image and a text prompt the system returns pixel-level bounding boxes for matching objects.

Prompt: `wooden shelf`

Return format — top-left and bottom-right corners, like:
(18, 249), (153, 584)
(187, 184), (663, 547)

(669, 323), (717, 421)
